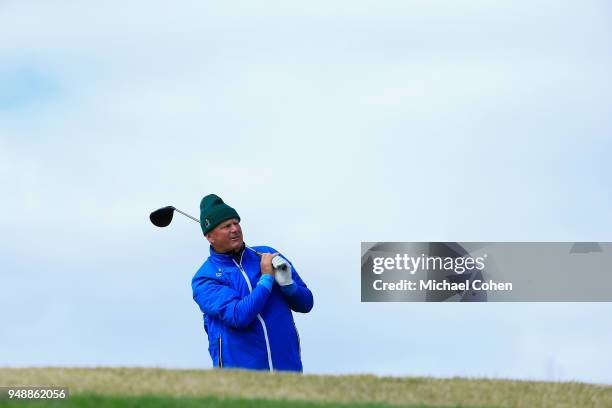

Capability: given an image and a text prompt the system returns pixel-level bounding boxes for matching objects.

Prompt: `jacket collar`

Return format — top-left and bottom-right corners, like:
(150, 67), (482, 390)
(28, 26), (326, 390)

(209, 243), (246, 265)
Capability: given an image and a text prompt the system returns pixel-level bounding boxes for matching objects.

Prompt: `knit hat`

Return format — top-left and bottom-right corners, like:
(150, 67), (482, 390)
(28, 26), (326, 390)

(199, 194), (240, 234)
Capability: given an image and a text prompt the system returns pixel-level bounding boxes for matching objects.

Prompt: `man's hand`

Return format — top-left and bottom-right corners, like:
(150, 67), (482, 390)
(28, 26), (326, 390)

(260, 252), (278, 276)
(273, 256), (293, 286)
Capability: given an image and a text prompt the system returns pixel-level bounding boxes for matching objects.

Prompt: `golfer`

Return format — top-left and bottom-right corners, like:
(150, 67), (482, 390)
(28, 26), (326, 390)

(191, 194), (314, 372)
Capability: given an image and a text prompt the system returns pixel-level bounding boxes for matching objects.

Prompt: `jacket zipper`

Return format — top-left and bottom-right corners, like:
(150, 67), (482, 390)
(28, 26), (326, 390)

(218, 336), (223, 368)
(233, 252), (274, 371)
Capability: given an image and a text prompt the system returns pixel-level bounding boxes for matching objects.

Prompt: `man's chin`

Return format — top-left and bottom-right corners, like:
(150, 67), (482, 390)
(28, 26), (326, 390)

(230, 240), (244, 251)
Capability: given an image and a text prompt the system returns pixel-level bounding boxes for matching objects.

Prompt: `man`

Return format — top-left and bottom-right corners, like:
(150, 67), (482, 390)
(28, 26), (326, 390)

(191, 194), (313, 372)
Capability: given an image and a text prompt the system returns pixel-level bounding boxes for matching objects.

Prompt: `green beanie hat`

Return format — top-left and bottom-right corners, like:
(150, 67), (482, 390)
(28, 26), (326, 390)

(200, 194), (240, 234)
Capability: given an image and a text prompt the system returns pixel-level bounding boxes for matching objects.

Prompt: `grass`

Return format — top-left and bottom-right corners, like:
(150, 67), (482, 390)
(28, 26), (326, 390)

(0, 393), (465, 408)
(0, 367), (610, 408)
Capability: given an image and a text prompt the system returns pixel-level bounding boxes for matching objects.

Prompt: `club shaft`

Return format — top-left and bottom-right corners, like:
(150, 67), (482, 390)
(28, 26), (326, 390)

(174, 208), (200, 224)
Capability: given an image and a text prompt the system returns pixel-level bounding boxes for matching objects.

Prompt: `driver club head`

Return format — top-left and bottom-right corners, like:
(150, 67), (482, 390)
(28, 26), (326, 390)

(149, 206), (176, 227)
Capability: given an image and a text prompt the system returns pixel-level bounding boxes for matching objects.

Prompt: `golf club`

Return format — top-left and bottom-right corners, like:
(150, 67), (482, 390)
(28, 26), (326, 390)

(150, 206), (200, 227)
(149, 205), (289, 271)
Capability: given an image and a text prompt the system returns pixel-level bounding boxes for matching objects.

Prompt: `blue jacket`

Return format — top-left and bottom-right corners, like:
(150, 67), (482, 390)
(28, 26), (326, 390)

(191, 244), (314, 372)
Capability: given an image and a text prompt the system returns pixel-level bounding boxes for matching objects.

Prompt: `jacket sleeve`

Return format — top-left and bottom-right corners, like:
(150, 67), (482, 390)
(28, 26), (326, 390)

(254, 246), (314, 313)
(192, 272), (271, 329)
(280, 266), (314, 313)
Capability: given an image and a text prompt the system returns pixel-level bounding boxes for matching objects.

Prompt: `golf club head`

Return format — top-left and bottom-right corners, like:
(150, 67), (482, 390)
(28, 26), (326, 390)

(150, 206), (176, 227)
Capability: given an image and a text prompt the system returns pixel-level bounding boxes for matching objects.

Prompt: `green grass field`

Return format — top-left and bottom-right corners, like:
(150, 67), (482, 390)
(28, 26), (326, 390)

(0, 394), (455, 408)
(0, 368), (610, 408)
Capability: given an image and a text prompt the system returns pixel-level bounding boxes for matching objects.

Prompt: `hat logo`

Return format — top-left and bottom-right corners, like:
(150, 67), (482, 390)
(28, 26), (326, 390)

(204, 218), (210, 227)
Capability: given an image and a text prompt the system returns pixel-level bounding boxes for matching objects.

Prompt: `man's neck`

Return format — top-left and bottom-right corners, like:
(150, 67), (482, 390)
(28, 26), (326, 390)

(230, 243), (245, 262)
(213, 243), (245, 261)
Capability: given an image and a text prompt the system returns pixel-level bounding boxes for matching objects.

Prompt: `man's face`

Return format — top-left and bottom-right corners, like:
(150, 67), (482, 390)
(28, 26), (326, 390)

(206, 218), (243, 253)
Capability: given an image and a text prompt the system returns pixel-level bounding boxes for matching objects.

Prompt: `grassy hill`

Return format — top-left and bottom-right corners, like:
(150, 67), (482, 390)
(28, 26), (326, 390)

(0, 368), (610, 407)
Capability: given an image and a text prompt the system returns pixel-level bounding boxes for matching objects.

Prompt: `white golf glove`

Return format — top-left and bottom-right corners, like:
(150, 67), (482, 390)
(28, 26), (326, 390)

(272, 255), (293, 286)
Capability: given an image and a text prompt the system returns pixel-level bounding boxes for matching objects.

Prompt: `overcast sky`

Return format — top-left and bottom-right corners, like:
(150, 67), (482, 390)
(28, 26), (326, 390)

(1, 1), (611, 384)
